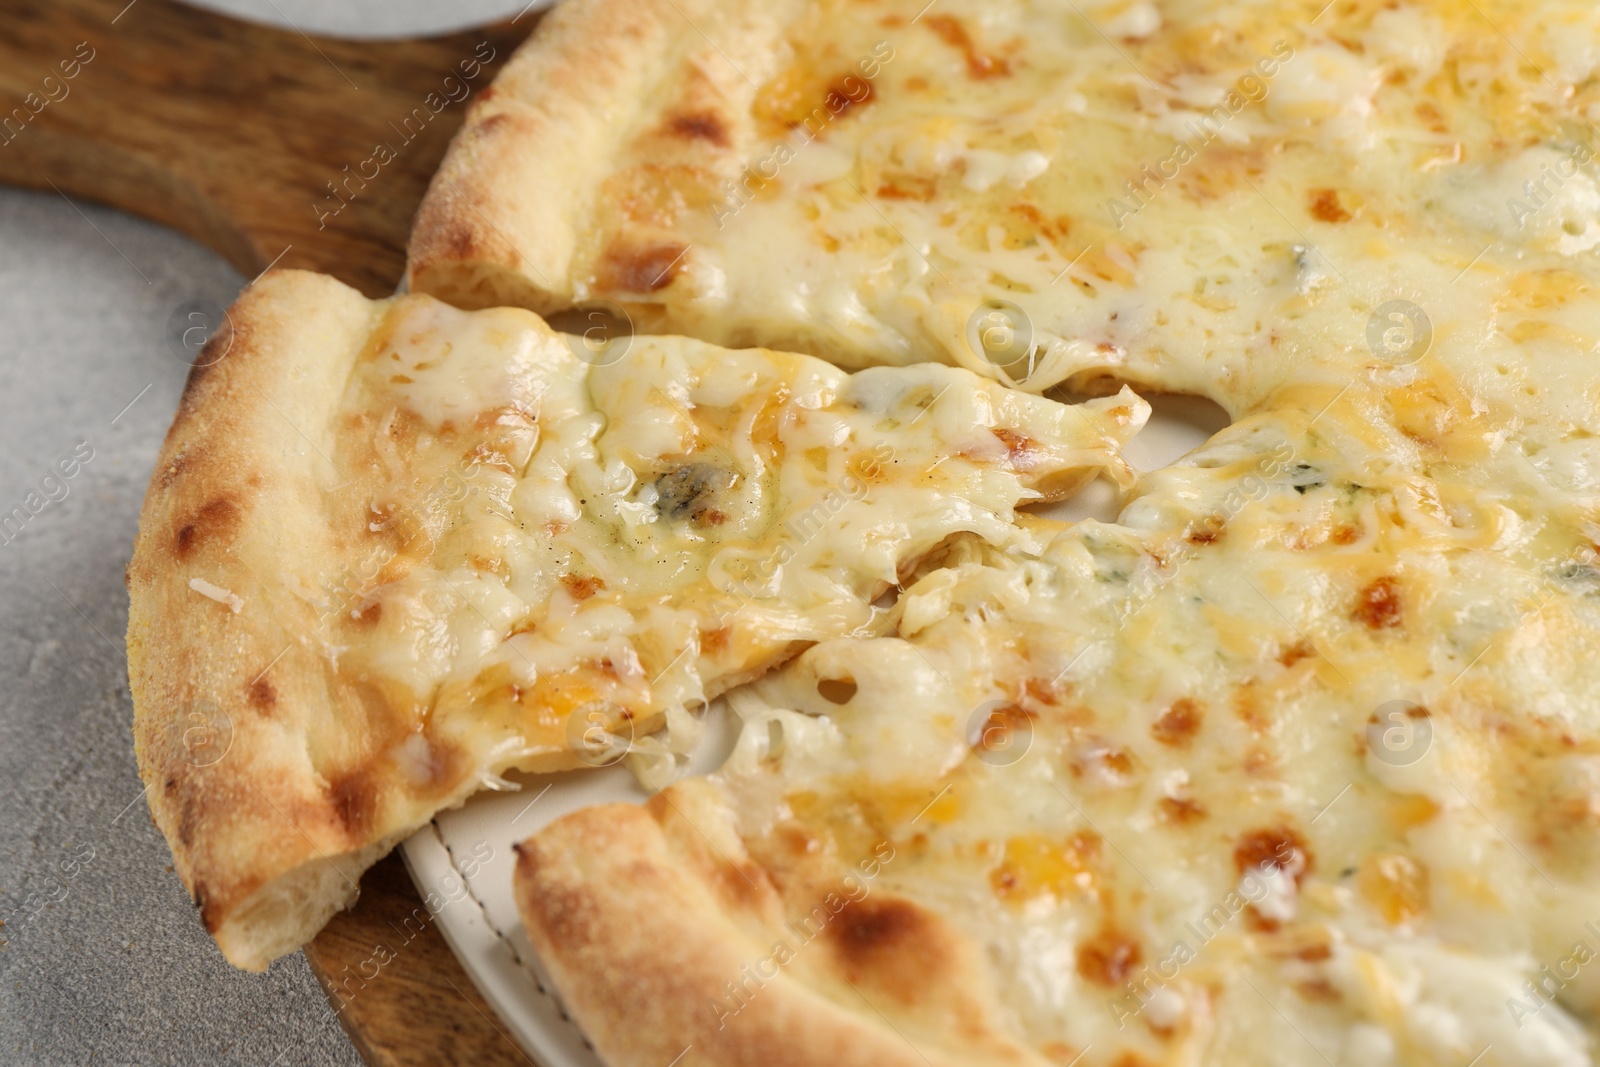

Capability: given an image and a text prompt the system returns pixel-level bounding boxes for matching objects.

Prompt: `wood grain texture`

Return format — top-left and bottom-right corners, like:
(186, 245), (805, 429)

(0, 0), (545, 1061)
(305, 854), (535, 1067)
(0, 0), (536, 296)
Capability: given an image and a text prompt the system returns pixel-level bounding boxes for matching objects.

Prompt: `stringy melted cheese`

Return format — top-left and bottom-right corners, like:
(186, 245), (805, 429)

(318, 295), (1145, 789)
(535, 0), (1600, 1062)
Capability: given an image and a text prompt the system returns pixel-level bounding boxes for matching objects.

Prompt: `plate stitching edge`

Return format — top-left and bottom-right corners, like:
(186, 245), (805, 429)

(427, 816), (596, 1051)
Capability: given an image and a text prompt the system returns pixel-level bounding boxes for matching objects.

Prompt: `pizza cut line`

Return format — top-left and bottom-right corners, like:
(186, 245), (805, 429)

(126, 268), (1145, 971)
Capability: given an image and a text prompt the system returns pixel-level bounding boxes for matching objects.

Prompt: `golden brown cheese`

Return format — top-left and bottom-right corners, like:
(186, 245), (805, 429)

(488, 0), (1600, 1065)
(127, 270), (1144, 970)
(331, 292), (1144, 788)
(524, 379), (1600, 1065)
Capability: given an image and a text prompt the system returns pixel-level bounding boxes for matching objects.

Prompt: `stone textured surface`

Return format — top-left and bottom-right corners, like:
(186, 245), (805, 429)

(0, 4), (539, 1064)
(0, 187), (363, 1066)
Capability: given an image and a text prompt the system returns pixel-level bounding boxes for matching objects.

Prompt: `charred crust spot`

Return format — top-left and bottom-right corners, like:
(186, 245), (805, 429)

(1234, 826), (1312, 885)
(665, 110), (730, 147)
(175, 498), (241, 560)
(560, 574), (606, 601)
(1308, 188), (1352, 223)
(1076, 927), (1143, 986)
(827, 898), (934, 993)
(177, 792), (201, 849)
(156, 454), (190, 489)
(1353, 576), (1403, 630)
(420, 113), (517, 260)
(196, 884), (221, 933)
(702, 626), (731, 654)
(327, 771), (377, 839)
(194, 323), (235, 371)
(596, 241), (688, 294)
(248, 677), (277, 712)
(1151, 698), (1203, 747)
(834, 898), (920, 953)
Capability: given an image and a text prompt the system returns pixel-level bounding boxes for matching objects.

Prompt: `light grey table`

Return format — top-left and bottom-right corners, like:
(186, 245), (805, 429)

(0, 3), (526, 1063)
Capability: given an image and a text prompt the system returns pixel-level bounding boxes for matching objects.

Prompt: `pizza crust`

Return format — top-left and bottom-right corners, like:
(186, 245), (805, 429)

(397, 0), (1600, 1058)
(127, 270), (398, 970)
(130, 268), (1146, 971)
(407, 0), (799, 314)
(514, 781), (1051, 1067)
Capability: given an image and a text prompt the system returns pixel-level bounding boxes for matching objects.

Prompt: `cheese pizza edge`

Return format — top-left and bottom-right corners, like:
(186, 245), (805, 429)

(406, 0), (792, 315)
(127, 270), (397, 970)
(513, 781), (1049, 1067)
(127, 266), (1146, 972)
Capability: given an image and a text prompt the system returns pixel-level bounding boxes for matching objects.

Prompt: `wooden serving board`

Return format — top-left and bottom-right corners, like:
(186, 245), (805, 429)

(0, 1), (540, 1062)
(0, 0), (536, 299)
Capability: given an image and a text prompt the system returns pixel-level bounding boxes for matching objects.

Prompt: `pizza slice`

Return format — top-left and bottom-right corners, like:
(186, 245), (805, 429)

(410, 0), (1600, 409)
(126, 268), (1145, 970)
(516, 400), (1600, 1066)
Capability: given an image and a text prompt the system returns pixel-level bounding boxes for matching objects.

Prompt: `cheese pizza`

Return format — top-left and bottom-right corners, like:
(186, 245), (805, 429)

(519, 389), (1600, 1065)
(408, 0), (1600, 399)
(476, 0), (1600, 1064)
(127, 0), (1600, 1061)
(126, 269), (1143, 970)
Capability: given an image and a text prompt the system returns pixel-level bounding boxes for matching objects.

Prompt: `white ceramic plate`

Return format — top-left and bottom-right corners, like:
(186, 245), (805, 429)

(400, 395), (1230, 1064)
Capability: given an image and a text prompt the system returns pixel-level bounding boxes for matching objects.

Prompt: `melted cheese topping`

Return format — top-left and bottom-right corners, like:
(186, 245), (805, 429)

(318, 295), (1145, 790)
(580, 0), (1600, 401)
(719, 393), (1600, 1065)
(522, 0), (1600, 1061)
(705, 381), (1600, 1067)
